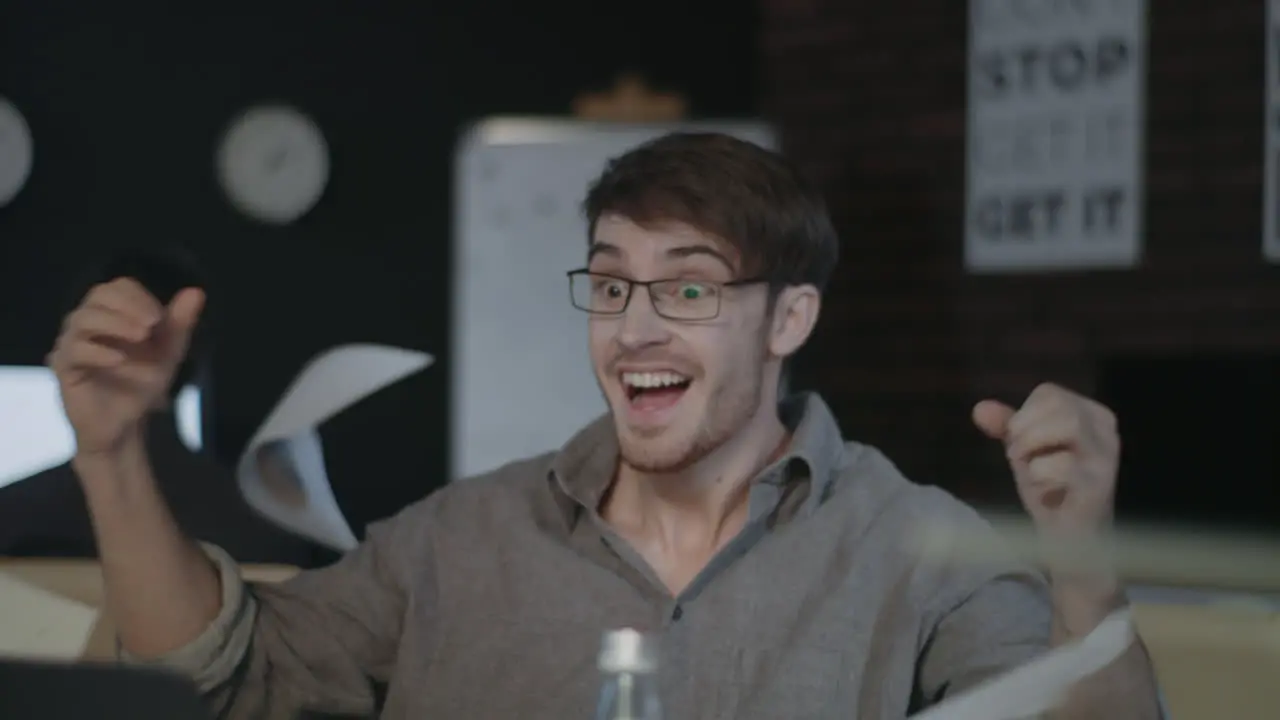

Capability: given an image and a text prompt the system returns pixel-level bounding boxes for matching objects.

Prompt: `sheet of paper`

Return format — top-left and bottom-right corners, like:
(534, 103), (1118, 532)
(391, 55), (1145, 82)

(0, 571), (99, 660)
(236, 343), (432, 551)
(908, 608), (1135, 720)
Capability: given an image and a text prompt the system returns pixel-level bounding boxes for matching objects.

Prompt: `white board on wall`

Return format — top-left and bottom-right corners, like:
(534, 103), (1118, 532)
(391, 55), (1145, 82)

(451, 118), (776, 481)
(966, 0), (1147, 272)
(1265, 0), (1280, 263)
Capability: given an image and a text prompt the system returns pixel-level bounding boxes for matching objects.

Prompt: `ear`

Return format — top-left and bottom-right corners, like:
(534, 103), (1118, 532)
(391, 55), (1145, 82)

(767, 285), (821, 359)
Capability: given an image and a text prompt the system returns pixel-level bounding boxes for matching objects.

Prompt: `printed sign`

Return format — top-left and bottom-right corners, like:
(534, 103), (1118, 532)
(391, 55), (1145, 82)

(966, 0), (1147, 272)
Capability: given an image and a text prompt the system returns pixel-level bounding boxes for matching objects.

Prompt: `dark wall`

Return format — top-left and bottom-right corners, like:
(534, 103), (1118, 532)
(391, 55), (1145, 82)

(762, 1), (1280, 514)
(15, 0), (1272, 537)
(0, 1), (757, 534)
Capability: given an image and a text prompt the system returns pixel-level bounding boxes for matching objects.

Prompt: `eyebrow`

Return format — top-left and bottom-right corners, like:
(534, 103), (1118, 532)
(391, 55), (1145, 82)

(586, 242), (736, 274)
(665, 245), (735, 273)
(586, 242), (621, 263)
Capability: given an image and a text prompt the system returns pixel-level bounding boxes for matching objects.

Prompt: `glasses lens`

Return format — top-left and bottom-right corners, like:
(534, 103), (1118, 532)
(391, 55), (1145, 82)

(572, 273), (630, 313)
(651, 280), (720, 320)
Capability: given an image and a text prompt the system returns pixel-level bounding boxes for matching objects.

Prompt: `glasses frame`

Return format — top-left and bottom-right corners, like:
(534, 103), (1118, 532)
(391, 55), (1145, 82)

(566, 269), (768, 321)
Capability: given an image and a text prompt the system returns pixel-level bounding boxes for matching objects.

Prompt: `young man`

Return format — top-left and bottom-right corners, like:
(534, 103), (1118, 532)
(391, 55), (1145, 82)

(52, 134), (1161, 719)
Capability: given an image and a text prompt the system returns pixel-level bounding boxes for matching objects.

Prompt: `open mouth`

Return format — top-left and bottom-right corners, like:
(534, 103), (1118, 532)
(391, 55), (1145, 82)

(621, 370), (692, 413)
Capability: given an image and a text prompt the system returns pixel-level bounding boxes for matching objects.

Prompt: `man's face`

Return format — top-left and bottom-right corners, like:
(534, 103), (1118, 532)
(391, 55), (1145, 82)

(587, 215), (773, 473)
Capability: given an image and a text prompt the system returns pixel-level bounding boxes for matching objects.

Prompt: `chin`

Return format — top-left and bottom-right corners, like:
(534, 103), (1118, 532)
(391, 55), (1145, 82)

(613, 403), (725, 473)
(602, 392), (696, 470)
(617, 433), (707, 474)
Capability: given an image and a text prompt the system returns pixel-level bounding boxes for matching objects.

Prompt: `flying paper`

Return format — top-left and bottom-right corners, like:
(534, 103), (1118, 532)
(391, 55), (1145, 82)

(907, 608), (1135, 719)
(236, 344), (432, 551)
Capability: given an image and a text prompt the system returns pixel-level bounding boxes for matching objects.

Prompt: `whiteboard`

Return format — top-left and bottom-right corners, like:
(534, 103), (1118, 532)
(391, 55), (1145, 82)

(451, 118), (777, 480)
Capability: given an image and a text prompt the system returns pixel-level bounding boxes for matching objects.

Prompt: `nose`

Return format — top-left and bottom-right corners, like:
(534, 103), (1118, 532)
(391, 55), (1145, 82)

(615, 285), (671, 351)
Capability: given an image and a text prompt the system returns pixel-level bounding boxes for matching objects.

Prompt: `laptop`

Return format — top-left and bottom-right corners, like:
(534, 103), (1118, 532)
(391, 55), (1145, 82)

(0, 660), (212, 719)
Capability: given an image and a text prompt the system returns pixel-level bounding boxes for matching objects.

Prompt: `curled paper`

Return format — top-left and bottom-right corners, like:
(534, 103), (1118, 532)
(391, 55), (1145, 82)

(908, 609), (1136, 720)
(236, 344), (433, 551)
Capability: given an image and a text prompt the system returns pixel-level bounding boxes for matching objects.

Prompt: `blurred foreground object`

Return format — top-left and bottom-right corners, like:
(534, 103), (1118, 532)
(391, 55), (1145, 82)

(594, 629), (663, 720)
(912, 512), (1280, 593)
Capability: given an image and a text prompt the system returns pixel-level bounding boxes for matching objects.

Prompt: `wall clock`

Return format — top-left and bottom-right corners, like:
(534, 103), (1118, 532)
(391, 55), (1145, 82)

(216, 104), (329, 225)
(0, 96), (34, 207)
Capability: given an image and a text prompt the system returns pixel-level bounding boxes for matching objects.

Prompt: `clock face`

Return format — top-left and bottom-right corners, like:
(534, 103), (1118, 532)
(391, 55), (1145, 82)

(216, 104), (329, 224)
(0, 97), (34, 207)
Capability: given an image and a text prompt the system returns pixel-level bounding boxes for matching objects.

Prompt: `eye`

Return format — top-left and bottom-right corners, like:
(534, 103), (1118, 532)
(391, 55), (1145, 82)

(592, 277), (628, 299)
(676, 282), (711, 300)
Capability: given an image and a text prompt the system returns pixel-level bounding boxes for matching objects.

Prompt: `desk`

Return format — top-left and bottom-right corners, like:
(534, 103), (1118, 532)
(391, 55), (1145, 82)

(1130, 596), (1280, 719)
(0, 558), (298, 660)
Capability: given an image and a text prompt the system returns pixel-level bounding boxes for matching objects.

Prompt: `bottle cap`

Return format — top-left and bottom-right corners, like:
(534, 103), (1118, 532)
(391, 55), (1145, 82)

(598, 628), (658, 673)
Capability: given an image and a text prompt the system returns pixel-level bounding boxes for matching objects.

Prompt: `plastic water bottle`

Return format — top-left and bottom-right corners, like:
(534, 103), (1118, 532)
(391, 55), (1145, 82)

(592, 628), (663, 720)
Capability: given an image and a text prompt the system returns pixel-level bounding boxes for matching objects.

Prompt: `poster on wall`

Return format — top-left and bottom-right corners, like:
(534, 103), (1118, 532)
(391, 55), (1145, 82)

(966, 0), (1147, 273)
(1265, 0), (1280, 263)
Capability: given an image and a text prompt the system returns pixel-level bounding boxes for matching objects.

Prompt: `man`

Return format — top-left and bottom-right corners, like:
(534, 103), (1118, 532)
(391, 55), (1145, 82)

(50, 134), (1161, 719)
(2, 249), (325, 567)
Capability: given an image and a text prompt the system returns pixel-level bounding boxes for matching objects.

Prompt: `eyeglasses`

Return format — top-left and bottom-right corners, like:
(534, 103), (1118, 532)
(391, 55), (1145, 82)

(566, 269), (767, 321)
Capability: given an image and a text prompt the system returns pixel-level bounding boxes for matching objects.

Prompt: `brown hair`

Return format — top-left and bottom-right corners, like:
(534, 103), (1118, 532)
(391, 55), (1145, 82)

(582, 132), (839, 292)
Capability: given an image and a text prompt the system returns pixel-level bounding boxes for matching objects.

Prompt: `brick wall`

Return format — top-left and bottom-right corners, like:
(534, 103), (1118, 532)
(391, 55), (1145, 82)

(760, 0), (1280, 503)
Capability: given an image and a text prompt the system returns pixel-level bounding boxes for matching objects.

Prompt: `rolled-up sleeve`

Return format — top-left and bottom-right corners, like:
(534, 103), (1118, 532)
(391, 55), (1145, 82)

(118, 542), (257, 692)
(913, 506), (1163, 719)
(917, 571), (1052, 699)
(119, 497), (435, 720)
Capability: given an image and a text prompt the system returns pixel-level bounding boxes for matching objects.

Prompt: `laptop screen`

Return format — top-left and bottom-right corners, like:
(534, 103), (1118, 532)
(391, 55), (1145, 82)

(0, 366), (203, 490)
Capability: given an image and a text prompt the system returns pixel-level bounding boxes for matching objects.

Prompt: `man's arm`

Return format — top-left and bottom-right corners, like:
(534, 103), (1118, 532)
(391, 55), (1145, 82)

(81, 435), (429, 719)
(1048, 580), (1163, 719)
(52, 274), (415, 716)
(128, 516), (419, 719)
(118, 493), (433, 720)
(77, 437), (223, 658)
(960, 385), (1165, 717)
(916, 571), (1163, 719)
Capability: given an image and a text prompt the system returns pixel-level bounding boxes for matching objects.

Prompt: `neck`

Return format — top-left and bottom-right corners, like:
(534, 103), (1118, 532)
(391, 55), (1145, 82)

(607, 393), (790, 552)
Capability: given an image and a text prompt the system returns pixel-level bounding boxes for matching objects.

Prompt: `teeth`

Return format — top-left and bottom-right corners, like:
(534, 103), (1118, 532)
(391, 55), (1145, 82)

(622, 371), (689, 389)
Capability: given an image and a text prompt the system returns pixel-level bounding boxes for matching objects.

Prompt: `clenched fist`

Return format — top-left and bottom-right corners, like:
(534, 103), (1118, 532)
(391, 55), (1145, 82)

(972, 382), (1120, 536)
(47, 277), (204, 457)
